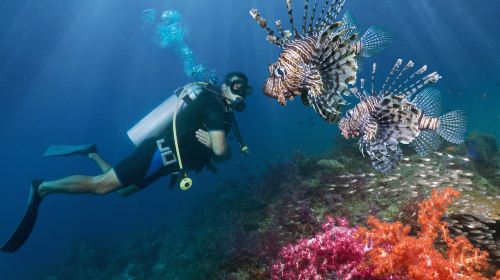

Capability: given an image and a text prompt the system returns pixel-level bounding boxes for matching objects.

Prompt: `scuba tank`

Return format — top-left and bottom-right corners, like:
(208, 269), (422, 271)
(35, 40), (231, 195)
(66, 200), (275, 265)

(127, 83), (204, 146)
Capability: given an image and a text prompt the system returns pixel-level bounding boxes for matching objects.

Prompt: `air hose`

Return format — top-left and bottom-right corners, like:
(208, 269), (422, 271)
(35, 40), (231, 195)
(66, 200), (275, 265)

(172, 88), (193, 190)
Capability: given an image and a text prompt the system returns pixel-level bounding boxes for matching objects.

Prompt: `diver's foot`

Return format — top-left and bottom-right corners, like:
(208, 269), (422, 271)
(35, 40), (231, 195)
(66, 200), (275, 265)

(31, 179), (44, 203)
(80, 144), (97, 157)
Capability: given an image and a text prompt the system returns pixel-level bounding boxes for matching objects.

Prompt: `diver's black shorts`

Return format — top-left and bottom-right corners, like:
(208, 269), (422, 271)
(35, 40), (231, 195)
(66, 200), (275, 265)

(114, 137), (179, 188)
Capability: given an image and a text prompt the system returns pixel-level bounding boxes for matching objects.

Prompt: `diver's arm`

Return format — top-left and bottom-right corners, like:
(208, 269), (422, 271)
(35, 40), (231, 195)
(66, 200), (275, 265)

(208, 130), (231, 161)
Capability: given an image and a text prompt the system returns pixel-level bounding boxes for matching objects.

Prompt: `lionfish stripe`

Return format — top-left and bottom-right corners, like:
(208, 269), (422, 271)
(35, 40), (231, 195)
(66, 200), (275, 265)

(419, 116), (439, 130)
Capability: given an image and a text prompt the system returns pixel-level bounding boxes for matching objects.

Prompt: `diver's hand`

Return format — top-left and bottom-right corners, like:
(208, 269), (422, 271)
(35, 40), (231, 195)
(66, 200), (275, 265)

(196, 129), (212, 149)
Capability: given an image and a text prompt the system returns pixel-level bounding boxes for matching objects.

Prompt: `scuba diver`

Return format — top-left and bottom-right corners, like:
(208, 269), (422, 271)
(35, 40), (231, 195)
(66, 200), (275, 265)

(1, 72), (252, 253)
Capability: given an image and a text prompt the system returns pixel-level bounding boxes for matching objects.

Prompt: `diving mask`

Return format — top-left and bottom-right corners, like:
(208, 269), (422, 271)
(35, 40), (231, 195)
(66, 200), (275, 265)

(227, 79), (252, 112)
(228, 78), (253, 97)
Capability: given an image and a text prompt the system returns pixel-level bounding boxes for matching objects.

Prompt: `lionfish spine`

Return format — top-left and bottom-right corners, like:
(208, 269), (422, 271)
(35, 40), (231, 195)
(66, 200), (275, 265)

(249, 9), (280, 46)
(276, 20), (285, 37)
(394, 64), (425, 94)
(318, 0), (338, 31)
(308, 0), (319, 35)
(380, 59), (403, 95)
(402, 71), (441, 96)
(371, 63), (377, 95)
(316, 24), (348, 62)
(319, 32), (357, 71)
(389, 60), (414, 95)
(314, 0), (330, 32)
(301, 0), (310, 34)
(285, 0), (300, 38)
(350, 87), (362, 99)
(328, 0), (346, 28)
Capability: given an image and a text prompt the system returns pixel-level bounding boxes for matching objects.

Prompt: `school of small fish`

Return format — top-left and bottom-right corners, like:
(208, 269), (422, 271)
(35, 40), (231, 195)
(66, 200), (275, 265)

(325, 151), (499, 265)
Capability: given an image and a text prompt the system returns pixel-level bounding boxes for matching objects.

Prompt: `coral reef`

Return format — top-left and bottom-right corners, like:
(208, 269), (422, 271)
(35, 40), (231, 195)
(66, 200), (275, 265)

(47, 133), (500, 279)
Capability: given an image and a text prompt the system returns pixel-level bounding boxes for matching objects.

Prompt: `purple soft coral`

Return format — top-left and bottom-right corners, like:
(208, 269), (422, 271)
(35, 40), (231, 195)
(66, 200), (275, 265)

(271, 216), (372, 280)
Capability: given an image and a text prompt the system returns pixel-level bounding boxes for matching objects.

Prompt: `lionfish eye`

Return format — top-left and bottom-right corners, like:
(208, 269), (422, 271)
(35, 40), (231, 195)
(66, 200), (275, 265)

(274, 67), (285, 77)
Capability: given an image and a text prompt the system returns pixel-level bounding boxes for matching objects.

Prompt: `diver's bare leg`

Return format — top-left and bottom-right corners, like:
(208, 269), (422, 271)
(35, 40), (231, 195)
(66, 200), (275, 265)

(38, 169), (123, 197)
(87, 153), (112, 173)
(87, 152), (140, 197)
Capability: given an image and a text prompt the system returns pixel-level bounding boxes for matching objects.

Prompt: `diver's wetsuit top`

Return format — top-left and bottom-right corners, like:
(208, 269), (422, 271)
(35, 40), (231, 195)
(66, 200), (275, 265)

(161, 90), (231, 169)
(114, 88), (232, 188)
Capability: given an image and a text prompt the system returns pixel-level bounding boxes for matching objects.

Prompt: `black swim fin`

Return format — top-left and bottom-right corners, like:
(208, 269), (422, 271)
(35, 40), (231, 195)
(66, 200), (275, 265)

(1, 179), (44, 253)
(42, 144), (97, 157)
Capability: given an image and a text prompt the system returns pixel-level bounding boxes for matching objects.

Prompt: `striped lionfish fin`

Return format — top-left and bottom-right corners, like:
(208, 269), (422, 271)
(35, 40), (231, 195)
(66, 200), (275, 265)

(359, 26), (393, 58)
(307, 89), (345, 122)
(249, 9), (282, 46)
(410, 87), (442, 117)
(380, 59), (442, 98)
(410, 130), (443, 156)
(315, 26), (359, 96)
(340, 11), (359, 40)
(307, 0), (320, 35)
(301, 0), (310, 34)
(340, 12), (392, 58)
(437, 110), (467, 144)
(300, 91), (311, 106)
(305, 21), (358, 123)
(251, 0), (348, 44)
(374, 95), (421, 145)
(314, 0), (345, 34)
(364, 137), (402, 173)
(285, 0), (300, 38)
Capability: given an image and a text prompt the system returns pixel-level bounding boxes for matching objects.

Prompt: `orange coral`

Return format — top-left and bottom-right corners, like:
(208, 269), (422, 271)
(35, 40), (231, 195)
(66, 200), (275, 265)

(357, 187), (492, 280)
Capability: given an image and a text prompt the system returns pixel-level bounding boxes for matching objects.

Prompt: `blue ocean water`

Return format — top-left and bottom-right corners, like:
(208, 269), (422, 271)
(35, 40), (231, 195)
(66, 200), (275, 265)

(0, 0), (499, 279)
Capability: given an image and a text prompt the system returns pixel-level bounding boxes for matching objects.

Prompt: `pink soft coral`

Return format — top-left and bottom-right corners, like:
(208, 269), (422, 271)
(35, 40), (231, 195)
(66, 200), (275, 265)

(271, 216), (371, 280)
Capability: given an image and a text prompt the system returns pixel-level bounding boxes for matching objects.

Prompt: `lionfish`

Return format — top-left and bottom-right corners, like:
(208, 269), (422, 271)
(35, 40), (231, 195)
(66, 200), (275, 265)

(339, 59), (467, 173)
(250, 0), (392, 122)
